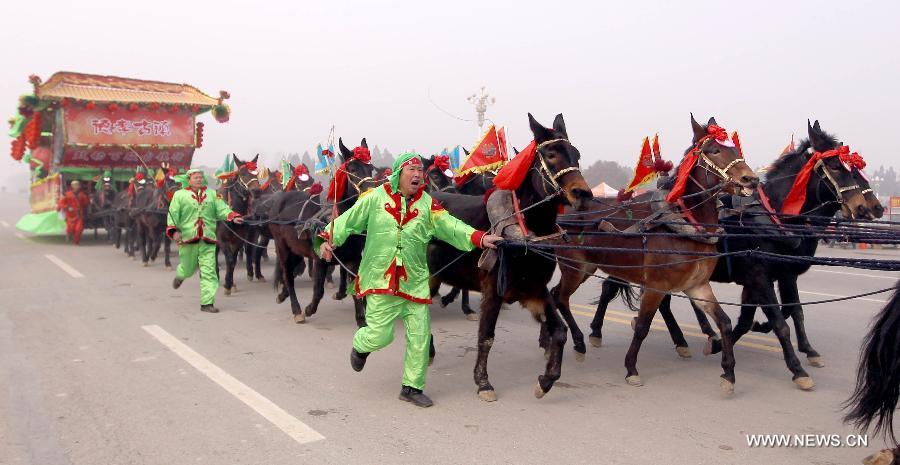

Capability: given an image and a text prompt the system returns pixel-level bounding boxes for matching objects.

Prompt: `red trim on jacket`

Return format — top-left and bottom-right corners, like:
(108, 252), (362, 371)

(471, 230), (486, 248)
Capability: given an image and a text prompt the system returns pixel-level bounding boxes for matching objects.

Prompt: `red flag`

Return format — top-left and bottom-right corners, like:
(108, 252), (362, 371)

(780, 135), (795, 155)
(458, 125), (506, 176)
(623, 136), (658, 194)
(497, 126), (509, 161)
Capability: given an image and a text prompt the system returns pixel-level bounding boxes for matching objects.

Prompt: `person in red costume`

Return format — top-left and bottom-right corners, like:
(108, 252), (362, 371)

(57, 179), (90, 244)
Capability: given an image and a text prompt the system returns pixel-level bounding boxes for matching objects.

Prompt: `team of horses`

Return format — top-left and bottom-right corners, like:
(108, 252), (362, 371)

(86, 113), (899, 460)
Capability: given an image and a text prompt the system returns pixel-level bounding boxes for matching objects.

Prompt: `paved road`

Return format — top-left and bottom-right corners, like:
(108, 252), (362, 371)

(0, 192), (895, 464)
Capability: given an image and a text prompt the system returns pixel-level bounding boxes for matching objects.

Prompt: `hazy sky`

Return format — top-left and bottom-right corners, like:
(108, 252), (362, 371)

(2, 0), (898, 184)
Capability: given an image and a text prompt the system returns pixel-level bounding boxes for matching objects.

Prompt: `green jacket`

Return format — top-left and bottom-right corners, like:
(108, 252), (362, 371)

(314, 183), (485, 303)
(166, 187), (239, 244)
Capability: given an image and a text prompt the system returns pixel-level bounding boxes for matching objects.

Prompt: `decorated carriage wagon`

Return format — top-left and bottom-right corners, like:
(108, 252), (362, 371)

(8, 72), (231, 235)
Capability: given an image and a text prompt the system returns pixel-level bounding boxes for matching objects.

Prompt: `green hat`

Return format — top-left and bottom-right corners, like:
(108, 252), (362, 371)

(184, 168), (208, 187)
(390, 152), (423, 192)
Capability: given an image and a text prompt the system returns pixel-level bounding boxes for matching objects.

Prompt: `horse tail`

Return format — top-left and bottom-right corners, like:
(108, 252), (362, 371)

(590, 278), (640, 312)
(844, 282), (900, 444)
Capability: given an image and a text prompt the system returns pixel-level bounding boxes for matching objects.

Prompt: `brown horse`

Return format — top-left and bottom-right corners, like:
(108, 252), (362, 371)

(552, 115), (759, 394)
(429, 113), (593, 401)
(215, 154), (262, 295)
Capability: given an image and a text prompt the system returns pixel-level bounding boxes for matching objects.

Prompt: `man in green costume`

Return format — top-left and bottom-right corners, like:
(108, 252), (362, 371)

(167, 169), (245, 313)
(316, 152), (501, 407)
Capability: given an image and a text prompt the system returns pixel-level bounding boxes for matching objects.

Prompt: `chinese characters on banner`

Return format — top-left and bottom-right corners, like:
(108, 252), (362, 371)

(64, 107), (195, 146)
(62, 146), (194, 169)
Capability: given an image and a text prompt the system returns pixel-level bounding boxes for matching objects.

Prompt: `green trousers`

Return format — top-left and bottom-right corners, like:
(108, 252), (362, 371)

(175, 242), (219, 306)
(352, 294), (431, 390)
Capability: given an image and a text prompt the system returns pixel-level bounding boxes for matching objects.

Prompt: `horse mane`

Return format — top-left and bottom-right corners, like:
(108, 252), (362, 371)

(763, 129), (839, 211)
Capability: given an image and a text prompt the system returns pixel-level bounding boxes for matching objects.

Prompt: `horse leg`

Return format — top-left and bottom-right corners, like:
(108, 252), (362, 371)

(527, 291), (569, 398)
(163, 235), (172, 269)
(474, 276), (503, 402)
(273, 239), (289, 304)
(749, 283), (813, 390)
(589, 279), (620, 348)
(282, 251), (304, 322)
(440, 287), (460, 307)
(551, 278), (587, 362)
(683, 283), (736, 394)
(623, 290), (666, 387)
(778, 277), (822, 367)
(657, 295), (692, 358)
(139, 223), (150, 266)
(334, 267), (348, 300)
(223, 241), (237, 295)
(304, 258), (328, 318)
(254, 236), (267, 281)
(244, 231), (256, 281)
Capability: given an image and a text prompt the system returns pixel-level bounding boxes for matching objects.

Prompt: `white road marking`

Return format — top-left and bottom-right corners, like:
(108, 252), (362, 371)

(44, 254), (84, 278)
(811, 269), (899, 280)
(142, 325), (325, 444)
(798, 290), (887, 304)
(0, 220), (9, 228)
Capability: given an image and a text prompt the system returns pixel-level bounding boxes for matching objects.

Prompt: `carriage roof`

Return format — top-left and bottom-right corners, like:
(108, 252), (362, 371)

(35, 71), (221, 107)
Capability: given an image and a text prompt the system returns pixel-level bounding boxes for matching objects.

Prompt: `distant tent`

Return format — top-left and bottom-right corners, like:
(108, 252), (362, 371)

(591, 182), (618, 197)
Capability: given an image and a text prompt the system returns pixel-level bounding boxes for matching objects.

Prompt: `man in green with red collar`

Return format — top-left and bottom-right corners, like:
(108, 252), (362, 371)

(167, 169), (244, 313)
(316, 152), (502, 407)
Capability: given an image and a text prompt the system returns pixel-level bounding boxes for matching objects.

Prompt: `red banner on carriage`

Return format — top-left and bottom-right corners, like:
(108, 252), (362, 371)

(64, 107), (196, 146)
(61, 145), (194, 169)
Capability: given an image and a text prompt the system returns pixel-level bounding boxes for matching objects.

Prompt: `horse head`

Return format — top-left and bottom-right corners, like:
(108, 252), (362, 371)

(684, 114), (759, 197)
(226, 153), (262, 200)
(805, 120), (871, 219)
(337, 137), (379, 200)
(526, 113), (593, 211)
(423, 154), (457, 193)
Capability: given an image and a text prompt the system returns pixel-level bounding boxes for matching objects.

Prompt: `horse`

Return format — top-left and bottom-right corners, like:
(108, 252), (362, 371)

(428, 113), (593, 401)
(133, 175), (180, 268)
(111, 180), (148, 259)
(844, 282), (900, 465)
(587, 121), (874, 391)
(552, 115), (759, 393)
(90, 180), (116, 242)
(270, 138), (379, 324)
(215, 154), (262, 295)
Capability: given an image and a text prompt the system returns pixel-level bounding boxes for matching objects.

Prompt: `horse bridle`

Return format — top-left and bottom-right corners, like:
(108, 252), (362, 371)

(533, 138), (582, 195)
(693, 140), (750, 187)
(425, 166), (456, 192)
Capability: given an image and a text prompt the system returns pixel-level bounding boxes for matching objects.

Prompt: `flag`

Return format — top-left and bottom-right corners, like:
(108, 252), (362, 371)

(497, 127), (509, 160)
(281, 158), (292, 189)
(458, 125), (506, 176)
(315, 143), (336, 175)
(622, 133), (670, 195)
(780, 135), (795, 155)
(449, 146), (461, 171)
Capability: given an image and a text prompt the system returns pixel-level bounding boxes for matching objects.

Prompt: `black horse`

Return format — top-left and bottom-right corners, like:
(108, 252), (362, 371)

(271, 138), (379, 325)
(215, 154), (262, 295)
(428, 113), (593, 401)
(587, 120), (873, 390)
(134, 175), (180, 268)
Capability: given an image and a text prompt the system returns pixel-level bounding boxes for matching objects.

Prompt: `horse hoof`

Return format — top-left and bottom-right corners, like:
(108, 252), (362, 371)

(625, 375), (643, 387)
(477, 390), (497, 402)
(247, 275), (254, 282)
(807, 356), (825, 368)
(863, 449), (896, 465)
(258, 277), (266, 283)
(589, 336), (602, 348)
(293, 313), (306, 324)
(533, 383), (546, 399)
(574, 351), (585, 362)
(703, 337), (714, 356)
(142, 262), (149, 267)
(720, 378), (735, 395)
(466, 313), (479, 321)
(794, 377), (815, 391)
(224, 288), (231, 296)
(276, 294), (286, 304)
(630, 317), (636, 331)
(676, 346), (692, 359)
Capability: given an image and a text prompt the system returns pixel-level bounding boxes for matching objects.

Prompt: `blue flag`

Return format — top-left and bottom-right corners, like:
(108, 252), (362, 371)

(447, 145), (461, 171)
(315, 143), (335, 175)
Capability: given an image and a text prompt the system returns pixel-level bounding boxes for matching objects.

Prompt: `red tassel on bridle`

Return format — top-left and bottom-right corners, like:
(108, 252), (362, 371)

(781, 146), (852, 215)
(665, 125), (737, 203)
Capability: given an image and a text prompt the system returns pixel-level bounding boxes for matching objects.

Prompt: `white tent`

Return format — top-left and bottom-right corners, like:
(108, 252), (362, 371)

(591, 182), (618, 197)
